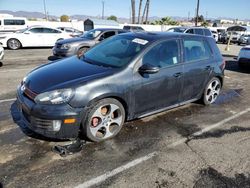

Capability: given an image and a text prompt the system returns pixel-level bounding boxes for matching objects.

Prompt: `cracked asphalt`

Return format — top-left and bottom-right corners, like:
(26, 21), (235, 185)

(0, 45), (250, 188)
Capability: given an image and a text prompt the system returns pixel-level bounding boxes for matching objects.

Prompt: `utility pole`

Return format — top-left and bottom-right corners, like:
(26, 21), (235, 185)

(138, 0), (143, 24)
(195, 0), (200, 26)
(102, 1), (105, 19)
(43, 0), (47, 21)
(131, 0), (135, 24)
(145, 0), (150, 24)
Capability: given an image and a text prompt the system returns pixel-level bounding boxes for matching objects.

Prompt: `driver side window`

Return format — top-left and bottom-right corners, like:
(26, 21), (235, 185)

(142, 40), (180, 68)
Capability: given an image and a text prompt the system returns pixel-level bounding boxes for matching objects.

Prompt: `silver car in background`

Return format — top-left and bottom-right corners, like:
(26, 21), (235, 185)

(238, 34), (250, 45)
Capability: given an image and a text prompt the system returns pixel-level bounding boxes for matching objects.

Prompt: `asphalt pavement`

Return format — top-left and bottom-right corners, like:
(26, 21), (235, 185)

(0, 45), (249, 188)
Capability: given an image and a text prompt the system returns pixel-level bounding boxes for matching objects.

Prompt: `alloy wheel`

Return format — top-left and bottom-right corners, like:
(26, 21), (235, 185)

(205, 79), (221, 104)
(89, 103), (123, 140)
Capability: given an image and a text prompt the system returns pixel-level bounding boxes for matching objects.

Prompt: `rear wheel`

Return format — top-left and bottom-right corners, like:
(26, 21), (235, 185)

(82, 98), (125, 142)
(7, 38), (21, 50)
(203, 78), (221, 105)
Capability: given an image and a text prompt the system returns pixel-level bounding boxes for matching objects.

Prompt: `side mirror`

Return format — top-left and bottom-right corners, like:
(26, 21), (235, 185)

(139, 64), (159, 74)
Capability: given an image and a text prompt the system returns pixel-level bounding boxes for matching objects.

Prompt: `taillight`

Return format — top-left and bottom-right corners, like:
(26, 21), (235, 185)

(220, 59), (226, 70)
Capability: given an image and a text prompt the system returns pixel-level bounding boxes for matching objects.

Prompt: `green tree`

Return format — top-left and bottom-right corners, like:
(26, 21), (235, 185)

(60, 15), (69, 22)
(107, 15), (117, 21)
(201, 21), (209, 27)
(152, 17), (179, 25)
(192, 15), (204, 23)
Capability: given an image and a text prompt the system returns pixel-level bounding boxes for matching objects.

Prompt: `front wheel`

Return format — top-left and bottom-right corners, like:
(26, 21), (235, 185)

(202, 78), (221, 105)
(7, 38), (21, 50)
(77, 47), (89, 57)
(82, 98), (125, 142)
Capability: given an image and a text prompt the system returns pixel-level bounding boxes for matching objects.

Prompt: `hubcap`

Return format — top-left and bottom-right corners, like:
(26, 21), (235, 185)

(9, 39), (19, 49)
(90, 104), (123, 139)
(206, 80), (221, 104)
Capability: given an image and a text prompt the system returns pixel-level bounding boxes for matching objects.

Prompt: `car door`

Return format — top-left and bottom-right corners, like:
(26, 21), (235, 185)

(42, 28), (63, 46)
(23, 27), (44, 47)
(181, 36), (214, 102)
(133, 39), (184, 116)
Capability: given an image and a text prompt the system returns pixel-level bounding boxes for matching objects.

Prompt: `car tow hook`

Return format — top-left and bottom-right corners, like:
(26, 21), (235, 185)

(52, 138), (86, 157)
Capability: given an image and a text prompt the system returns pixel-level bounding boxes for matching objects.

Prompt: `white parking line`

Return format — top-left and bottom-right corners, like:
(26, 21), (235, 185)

(74, 108), (250, 188)
(75, 152), (158, 188)
(0, 98), (16, 103)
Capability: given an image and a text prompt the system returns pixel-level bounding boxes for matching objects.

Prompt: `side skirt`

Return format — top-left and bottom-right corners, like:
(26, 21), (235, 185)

(137, 98), (199, 119)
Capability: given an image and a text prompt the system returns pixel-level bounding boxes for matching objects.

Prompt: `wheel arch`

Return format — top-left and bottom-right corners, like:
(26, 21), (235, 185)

(86, 94), (129, 121)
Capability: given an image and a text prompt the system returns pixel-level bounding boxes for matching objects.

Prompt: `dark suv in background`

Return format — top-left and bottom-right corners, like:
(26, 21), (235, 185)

(15, 32), (224, 142)
(52, 28), (127, 57)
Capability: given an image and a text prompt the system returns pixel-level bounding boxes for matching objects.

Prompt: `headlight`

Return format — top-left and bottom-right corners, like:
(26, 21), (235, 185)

(61, 44), (71, 49)
(34, 88), (73, 104)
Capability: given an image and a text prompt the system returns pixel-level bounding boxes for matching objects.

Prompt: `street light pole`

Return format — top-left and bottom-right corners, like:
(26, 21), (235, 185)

(102, 1), (105, 19)
(195, 0), (200, 26)
(43, 0), (47, 21)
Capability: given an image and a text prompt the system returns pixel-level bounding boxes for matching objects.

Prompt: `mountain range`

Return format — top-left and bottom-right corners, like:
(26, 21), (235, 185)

(1, 10), (249, 23)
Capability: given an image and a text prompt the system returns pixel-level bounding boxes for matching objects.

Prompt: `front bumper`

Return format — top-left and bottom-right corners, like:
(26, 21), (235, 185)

(16, 87), (86, 139)
(52, 46), (75, 57)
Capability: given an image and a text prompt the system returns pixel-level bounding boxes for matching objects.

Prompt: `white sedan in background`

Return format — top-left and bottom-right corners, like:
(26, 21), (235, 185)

(0, 26), (72, 50)
(238, 45), (250, 67)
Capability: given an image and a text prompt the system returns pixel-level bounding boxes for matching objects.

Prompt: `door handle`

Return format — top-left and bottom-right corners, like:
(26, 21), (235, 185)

(173, 72), (183, 78)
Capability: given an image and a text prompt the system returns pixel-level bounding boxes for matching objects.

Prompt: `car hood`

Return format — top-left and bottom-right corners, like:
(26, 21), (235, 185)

(25, 56), (114, 94)
(56, 37), (92, 44)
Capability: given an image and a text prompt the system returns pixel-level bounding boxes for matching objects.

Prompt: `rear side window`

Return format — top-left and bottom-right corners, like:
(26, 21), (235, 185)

(184, 39), (212, 62)
(123, 26), (130, 30)
(195, 29), (204, 36)
(4, 19), (25, 25)
(204, 29), (212, 36)
(186, 29), (194, 34)
(29, 28), (44, 33)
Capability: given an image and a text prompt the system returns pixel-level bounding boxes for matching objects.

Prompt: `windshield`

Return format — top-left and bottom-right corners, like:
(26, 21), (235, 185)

(80, 29), (102, 39)
(83, 35), (149, 68)
(168, 28), (186, 33)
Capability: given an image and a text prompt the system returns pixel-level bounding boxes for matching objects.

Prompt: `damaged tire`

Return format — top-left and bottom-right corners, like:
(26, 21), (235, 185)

(82, 98), (125, 142)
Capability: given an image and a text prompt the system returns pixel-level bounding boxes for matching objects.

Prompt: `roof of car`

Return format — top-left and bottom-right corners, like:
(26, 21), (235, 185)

(172, 26), (210, 30)
(120, 31), (206, 42)
(92, 28), (124, 31)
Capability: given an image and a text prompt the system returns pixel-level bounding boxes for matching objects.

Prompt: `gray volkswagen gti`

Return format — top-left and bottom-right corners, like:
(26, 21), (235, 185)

(52, 28), (127, 57)
(15, 32), (225, 142)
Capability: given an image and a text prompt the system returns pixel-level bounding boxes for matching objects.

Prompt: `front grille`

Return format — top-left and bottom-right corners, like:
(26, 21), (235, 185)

(31, 117), (54, 130)
(23, 87), (37, 101)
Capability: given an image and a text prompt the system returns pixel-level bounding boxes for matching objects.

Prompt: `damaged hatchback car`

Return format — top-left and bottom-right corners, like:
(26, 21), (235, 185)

(15, 32), (224, 142)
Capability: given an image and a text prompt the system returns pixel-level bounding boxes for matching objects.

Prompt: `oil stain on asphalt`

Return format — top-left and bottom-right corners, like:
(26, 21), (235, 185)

(194, 167), (250, 188)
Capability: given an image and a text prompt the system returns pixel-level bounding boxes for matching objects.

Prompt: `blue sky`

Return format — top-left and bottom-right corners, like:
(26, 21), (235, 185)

(0, 0), (249, 20)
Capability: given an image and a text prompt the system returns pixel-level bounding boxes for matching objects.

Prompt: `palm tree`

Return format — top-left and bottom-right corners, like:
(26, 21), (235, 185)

(137, 0), (143, 24)
(145, 0), (150, 24)
(131, 0), (136, 24)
